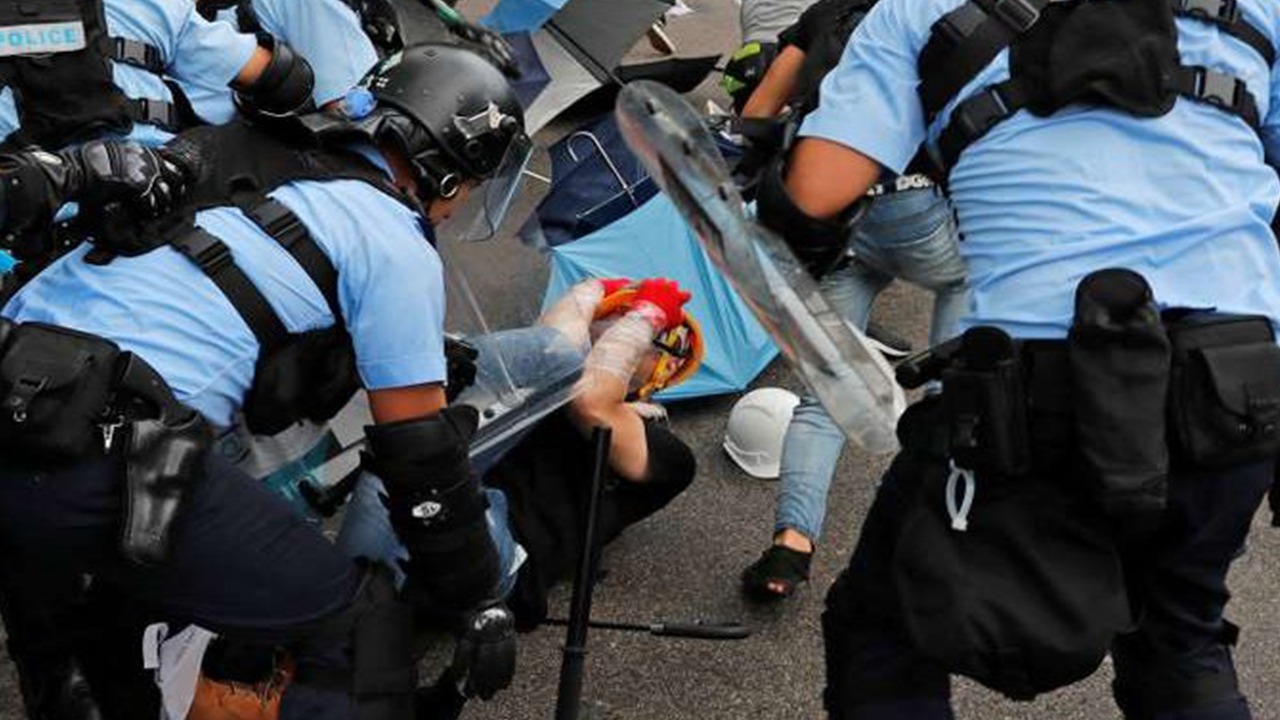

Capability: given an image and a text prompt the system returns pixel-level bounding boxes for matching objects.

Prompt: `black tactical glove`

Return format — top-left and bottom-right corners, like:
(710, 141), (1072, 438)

(756, 156), (863, 278)
(74, 140), (191, 220)
(732, 117), (788, 200)
(0, 141), (188, 260)
(362, 405), (501, 616)
(449, 598), (516, 700)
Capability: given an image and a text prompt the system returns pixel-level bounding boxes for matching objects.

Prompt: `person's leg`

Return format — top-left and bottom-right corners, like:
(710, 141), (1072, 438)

(744, 241), (892, 598)
(336, 473), (526, 599)
(0, 452), (392, 720)
(774, 258), (890, 545)
(1110, 459), (1272, 720)
(824, 405), (954, 720)
(854, 187), (968, 349)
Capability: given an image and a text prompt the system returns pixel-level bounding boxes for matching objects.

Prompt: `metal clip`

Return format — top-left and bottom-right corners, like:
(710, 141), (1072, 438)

(101, 418), (123, 452)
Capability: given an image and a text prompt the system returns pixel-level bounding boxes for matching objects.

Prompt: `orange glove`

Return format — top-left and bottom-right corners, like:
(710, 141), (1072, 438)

(633, 278), (692, 331)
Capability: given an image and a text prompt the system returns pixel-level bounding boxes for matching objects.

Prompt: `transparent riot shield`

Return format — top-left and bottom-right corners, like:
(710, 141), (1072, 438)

(614, 80), (905, 453)
(434, 143), (587, 470)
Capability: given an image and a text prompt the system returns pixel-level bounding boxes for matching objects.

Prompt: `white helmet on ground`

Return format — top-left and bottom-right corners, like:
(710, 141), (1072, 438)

(723, 387), (801, 479)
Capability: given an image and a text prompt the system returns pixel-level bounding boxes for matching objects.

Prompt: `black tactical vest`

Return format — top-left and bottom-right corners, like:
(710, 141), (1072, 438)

(917, 0), (1273, 173)
(0, 0), (198, 150)
(110, 120), (423, 434)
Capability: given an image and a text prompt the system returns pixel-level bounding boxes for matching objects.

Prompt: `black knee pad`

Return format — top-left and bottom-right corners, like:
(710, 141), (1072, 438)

(283, 563), (417, 720)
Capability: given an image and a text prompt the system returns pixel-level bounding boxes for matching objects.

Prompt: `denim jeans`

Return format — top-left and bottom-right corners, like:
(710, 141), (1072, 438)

(335, 325), (584, 598)
(774, 186), (967, 541)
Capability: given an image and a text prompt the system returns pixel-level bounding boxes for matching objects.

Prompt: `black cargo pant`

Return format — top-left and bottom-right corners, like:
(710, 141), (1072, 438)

(823, 403), (1272, 720)
(0, 451), (367, 720)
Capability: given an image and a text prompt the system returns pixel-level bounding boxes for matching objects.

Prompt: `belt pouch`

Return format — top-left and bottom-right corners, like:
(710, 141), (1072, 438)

(1067, 269), (1170, 519)
(1166, 312), (1280, 468)
(941, 327), (1030, 475)
(0, 322), (120, 460)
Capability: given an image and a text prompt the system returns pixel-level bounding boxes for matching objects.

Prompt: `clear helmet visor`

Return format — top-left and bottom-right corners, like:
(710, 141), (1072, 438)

(437, 131), (536, 242)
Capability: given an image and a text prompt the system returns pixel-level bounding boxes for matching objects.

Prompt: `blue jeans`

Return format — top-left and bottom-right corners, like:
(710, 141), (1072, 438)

(336, 326), (584, 598)
(774, 186), (966, 541)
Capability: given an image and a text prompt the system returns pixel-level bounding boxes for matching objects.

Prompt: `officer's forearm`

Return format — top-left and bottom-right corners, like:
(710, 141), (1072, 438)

(785, 137), (881, 219)
(234, 45), (273, 88)
(368, 383), (448, 425)
(742, 45), (807, 119)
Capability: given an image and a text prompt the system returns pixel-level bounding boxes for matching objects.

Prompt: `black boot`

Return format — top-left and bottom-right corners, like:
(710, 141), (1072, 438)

(10, 648), (104, 720)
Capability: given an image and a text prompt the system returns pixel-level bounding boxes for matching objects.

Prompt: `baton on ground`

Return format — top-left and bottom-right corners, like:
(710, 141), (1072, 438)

(542, 617), (751, 640)
(554, 425), (612, 720)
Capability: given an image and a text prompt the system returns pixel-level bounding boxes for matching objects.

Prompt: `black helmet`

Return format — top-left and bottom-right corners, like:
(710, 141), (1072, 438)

(360, 43), (528, 200)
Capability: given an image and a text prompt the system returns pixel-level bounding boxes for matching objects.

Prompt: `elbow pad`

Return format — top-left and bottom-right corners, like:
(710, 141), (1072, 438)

(235, 37), (316, 118)
(756, 156), (863, 279)
(362, 404), (499, 614)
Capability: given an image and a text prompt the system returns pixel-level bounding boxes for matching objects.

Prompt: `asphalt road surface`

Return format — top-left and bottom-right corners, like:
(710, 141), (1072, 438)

(3, 1), (1280, 719)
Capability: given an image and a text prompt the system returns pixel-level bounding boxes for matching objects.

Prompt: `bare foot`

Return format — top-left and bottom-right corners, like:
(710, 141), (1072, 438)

(773, 528), (814, 553)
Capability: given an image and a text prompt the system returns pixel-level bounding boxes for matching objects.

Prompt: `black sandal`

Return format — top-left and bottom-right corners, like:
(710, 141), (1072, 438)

(741, 545), (813, 601)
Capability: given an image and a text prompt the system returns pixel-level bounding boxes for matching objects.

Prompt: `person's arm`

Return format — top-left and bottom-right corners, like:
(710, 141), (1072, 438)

(569, 357), (650, 481)
(742, 44), (808, 118)
(566, 280), (691, 481)
(169, 5), (314, 117)
(246, 0), (380, 107)
(367, 383), (447, 424)
(785, 136), (882, 218)
(761, 0), (936, 268)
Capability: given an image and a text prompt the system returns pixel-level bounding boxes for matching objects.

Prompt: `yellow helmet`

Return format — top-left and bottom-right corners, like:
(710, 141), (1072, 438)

(593, 283), (705, 399)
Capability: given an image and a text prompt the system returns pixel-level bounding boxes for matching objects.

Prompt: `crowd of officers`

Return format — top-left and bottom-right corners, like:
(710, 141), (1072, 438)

(0, 1), (702, 719)
(0, 0), (1279, 718)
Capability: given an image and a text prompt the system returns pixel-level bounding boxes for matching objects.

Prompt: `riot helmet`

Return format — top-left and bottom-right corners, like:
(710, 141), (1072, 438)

(356, 43), (531, 239)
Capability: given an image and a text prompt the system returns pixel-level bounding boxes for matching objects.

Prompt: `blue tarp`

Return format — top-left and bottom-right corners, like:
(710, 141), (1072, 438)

(542, 193), (778, 401)
(481, 0), (569, 33)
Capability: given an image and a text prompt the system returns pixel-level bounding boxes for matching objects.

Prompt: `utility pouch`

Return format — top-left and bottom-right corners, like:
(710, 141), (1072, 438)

(890, 399), (1130, 701)
(1068, 268), (1170, 520)
(243, 328), (359, 436)
(1166, 313), (1280, 468)
(0, 322), (121, 460)
(941, 327), (1029, 476)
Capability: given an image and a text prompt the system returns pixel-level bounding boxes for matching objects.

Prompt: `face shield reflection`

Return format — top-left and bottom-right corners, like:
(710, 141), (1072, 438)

(439, 132), (536, 243)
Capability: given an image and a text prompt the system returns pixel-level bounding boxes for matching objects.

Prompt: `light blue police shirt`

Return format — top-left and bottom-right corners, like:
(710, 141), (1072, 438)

(208, 0), (380, 108)
(0, 0), (257, 147)
(2, 146), (448, 428)
(801, 0), (1280, 339)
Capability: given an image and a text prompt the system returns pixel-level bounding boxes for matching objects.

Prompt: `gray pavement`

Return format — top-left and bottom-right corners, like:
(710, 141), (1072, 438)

(3, 1), (1280, 719)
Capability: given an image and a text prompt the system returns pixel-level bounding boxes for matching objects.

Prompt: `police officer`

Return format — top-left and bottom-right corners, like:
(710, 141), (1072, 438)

(0, 42), (526, 720)
(0, 0), (315, 151)
(755, 0), (1280, 717)
(196, 0), (379, 110)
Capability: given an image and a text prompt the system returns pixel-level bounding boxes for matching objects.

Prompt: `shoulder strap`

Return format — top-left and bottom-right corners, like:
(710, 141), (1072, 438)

(917, 0), (1051, 123)
(238, 196), (344, 322)
(109, 38), (203, 133)
(1172, 0), (1274, 66)
(169, 227), (291, 351)
(935, 64), (1258, 169)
